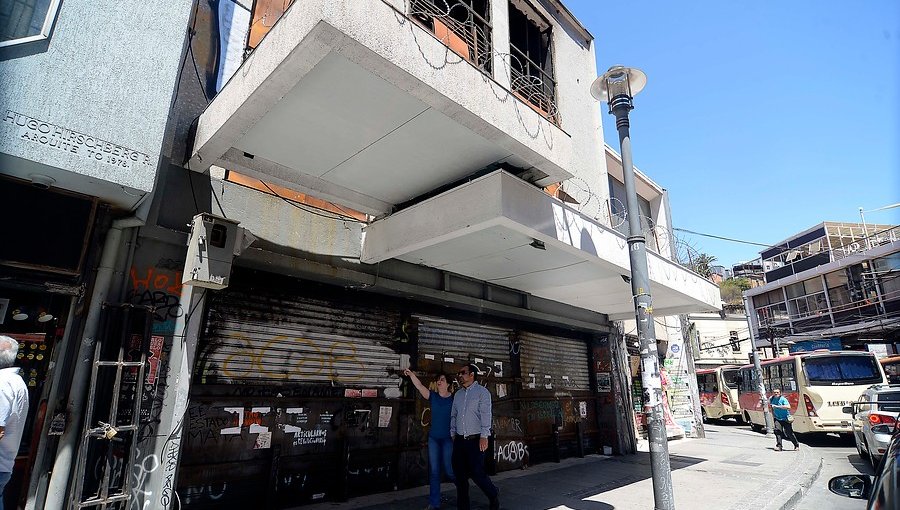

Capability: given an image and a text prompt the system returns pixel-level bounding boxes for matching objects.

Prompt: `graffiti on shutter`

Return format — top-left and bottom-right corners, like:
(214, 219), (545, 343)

(518, 331), (594, 463)
(196, 288), (401, 388)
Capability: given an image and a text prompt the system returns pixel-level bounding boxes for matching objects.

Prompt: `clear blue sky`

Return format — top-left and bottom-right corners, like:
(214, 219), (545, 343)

(563, 0), (900, 267)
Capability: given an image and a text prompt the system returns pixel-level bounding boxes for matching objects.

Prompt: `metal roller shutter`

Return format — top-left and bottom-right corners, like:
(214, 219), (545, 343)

(415, 316), (525, 472)
(519, 331), (590, 391)
(417, 316), (512, 362)
(197, 287), (402, 387)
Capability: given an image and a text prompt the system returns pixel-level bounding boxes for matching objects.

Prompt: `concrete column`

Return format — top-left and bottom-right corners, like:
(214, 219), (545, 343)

(138, 283), (205, 509)
(490, 0), (511, 89)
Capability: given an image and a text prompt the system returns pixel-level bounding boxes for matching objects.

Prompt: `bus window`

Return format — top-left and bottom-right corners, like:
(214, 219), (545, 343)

(722, 368), (741, 389)
(707, 373), (718, 392)
(746, 369), (760, 393)
(696, 374), (710, 393)
(803, 355), (883, 386)
(763, 365), (777, 391)
(703, 374), (710, 392)
(782, 363), (795, 379)
(780, 363), (796, 392)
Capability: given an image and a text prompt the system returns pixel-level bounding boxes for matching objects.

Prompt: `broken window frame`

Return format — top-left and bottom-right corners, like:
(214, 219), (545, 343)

(507, 0), (558, 125)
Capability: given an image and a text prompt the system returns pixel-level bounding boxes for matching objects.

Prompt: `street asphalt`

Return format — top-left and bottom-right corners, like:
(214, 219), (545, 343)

(296, 422), (822, 510)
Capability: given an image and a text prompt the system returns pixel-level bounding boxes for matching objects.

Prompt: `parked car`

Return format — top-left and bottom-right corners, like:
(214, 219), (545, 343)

(830, 420), (900, 509)
(845, 384), (900, 468)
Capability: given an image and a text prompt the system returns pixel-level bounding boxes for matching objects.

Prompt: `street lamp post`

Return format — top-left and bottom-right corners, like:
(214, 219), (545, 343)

(591, 66), (675, 510)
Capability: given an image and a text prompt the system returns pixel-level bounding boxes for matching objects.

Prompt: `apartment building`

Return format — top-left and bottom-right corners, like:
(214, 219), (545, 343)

(744, 222), (900, 354)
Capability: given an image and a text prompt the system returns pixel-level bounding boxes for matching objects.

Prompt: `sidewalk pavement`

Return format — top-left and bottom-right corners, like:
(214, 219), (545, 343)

(297, 423), (822, 510)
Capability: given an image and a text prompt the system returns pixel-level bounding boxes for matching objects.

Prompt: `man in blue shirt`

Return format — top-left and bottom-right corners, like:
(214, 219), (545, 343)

(450, 364), (499, 510)
(769, 388), (799, 451)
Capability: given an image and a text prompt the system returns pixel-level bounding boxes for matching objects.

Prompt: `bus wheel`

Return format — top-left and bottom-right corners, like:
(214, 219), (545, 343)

(749, 419), (763, 433)
(743, 413), (755, 428)
(735, 415), (747, 425)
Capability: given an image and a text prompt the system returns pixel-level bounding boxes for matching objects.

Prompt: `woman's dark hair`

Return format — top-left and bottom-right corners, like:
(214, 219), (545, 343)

(434, 372), (452, 385)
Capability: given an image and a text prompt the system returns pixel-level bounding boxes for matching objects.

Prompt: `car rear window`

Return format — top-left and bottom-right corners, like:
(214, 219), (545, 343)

(876, 391), (900, 411)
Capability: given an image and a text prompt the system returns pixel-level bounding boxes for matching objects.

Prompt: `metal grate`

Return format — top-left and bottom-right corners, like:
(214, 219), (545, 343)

(74, 304), (153, 509)
(407, 0), (494, 73)
(519, 331), (590, 391)
(417, 315), (512, 362)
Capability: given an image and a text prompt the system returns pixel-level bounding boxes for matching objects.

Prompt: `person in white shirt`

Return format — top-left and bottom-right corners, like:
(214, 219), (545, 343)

(0, 336), (28, 510)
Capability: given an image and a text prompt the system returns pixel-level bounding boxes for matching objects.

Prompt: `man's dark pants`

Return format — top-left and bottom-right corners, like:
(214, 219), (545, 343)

(774, 418), (799, 449)
(452, 435), (498, 510)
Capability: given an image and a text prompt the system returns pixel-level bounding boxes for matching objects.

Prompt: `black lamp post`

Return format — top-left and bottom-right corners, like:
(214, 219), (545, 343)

(591, 65), (675, 510)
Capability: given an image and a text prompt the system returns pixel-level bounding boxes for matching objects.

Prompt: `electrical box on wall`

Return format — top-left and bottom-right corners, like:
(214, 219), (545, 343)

(182, 214), (242, 290)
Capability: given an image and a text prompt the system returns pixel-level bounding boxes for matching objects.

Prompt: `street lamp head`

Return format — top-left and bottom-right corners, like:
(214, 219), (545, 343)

(590, 66), (647, 107)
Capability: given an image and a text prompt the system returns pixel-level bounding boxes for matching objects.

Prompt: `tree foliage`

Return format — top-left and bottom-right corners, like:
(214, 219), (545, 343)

(691, 253), (718, 278)
(670, 234), (718, 279)
(719, 277), (752, 305)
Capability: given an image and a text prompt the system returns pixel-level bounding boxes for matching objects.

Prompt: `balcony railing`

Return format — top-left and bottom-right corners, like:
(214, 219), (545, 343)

(408, 0), (493, 73)
(758, 286), (900, 336)
(833, 225), (900, 262)
(509, 43), (559, 125)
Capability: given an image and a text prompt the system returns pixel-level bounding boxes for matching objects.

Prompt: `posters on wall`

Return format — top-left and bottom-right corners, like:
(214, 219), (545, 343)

(663, 330), (695, 438)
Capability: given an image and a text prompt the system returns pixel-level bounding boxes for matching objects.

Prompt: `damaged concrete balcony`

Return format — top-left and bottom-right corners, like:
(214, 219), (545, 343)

(188, 0), (581, 215)
(362, 171), (722, 319)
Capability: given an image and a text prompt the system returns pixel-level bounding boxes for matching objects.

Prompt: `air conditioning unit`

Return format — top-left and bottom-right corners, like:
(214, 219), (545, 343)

(182, 214), (244, 290)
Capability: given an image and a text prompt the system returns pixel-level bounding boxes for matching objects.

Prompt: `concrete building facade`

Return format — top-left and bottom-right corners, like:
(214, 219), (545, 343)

(1, 1), (720, 508)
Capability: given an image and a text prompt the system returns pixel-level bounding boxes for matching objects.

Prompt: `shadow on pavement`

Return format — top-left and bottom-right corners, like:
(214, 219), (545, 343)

(330, 454), (706, 510)
(797, 433), (855, 447)
(704, 418), (745, 427)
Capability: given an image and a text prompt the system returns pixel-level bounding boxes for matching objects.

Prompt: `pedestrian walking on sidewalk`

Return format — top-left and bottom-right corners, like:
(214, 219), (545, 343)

(404, 368), (456, 510)
(769, 388), (799, 451)
(451, 364), (500, 510)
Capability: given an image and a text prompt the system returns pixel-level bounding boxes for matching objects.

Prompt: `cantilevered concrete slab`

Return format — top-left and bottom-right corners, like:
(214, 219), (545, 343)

(189, 0), (582, 215)
(362, 171), (722, 320)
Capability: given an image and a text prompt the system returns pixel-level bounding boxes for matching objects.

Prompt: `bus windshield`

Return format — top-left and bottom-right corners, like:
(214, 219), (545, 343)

(722, 368), (741, 388)
(803, 355), (883, 386)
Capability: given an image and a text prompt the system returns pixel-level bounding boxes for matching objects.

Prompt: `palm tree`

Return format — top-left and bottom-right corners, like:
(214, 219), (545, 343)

(693, 253), (717, 278)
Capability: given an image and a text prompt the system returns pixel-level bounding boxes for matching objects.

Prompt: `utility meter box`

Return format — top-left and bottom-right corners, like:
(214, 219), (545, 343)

(182, 214), (241, 290)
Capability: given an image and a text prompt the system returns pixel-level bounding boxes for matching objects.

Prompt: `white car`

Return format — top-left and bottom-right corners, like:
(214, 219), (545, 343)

(847, 384), (900, 468)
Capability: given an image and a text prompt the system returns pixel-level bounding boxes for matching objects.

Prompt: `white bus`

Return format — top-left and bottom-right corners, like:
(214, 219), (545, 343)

(696, 365), (743, 422)
(737, 350), (886, 435)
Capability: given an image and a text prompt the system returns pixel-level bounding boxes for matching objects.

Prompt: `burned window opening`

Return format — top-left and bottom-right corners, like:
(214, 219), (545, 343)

(247, 0), (296, 50)
(408, 0), (493, 73)
(508, 0), (558, 125)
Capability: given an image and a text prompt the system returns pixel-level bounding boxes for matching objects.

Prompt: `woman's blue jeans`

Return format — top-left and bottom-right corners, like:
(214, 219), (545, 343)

(428, 436), (455, 508)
